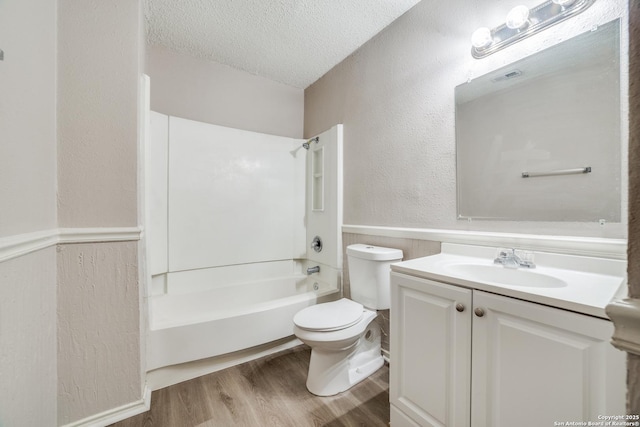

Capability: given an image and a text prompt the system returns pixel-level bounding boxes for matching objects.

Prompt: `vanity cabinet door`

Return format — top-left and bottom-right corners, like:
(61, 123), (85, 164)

(471, 290), (626, 427)
(390, 273), (472, 427)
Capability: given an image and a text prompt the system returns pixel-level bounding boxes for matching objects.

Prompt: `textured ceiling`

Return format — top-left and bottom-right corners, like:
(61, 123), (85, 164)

(144, 0), (422, 89)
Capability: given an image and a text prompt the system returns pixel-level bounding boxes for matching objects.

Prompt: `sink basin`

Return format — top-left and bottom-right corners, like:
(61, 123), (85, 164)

(443, 263), (568, 288)
(390, 243), (627, 319)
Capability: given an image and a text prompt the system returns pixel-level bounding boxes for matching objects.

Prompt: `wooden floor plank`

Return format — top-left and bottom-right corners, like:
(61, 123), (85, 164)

(200, 369), (258, 426)
(110, 345), (390, 427)
(237, 359), (299, 426)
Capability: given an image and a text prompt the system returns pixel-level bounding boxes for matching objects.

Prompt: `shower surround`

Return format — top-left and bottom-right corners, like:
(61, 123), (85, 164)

(146, 113), (342, 378)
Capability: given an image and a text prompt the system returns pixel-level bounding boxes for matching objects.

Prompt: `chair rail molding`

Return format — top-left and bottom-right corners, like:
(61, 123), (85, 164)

(0, 227), (142, 263)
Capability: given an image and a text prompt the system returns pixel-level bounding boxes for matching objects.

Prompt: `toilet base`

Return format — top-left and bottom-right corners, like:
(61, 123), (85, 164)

(305, 320), (383, 396)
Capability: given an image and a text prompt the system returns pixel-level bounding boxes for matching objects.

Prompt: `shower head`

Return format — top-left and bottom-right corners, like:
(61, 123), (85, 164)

(302, 136), (319, 150)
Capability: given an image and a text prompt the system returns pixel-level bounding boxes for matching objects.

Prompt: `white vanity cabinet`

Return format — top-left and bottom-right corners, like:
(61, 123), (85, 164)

(390, 272), (472, 427)
(390, 272), (626, 427)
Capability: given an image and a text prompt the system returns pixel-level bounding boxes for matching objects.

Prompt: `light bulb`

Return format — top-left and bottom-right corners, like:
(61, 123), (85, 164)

(552, 0), (577, 6)
(506, 5), (530, 30)
(471, 27), (493, 49)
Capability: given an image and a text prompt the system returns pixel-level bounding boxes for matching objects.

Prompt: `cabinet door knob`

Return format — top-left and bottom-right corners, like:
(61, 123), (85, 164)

(456, 303), (465, 312)
(474, 308), (485, 317)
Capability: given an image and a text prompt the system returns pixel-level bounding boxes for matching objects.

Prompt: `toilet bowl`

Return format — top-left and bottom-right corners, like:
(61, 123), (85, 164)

(293, 244), (403, 396)
(293, 298), (383, 396)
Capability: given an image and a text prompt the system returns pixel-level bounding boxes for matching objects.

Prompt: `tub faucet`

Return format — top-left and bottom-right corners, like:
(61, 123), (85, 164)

(493, 248), (536, 269)
(306, 266), (320, 275)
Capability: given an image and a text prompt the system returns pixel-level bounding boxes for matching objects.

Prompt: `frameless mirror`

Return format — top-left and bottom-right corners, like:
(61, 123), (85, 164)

(455, 20), (621, 222)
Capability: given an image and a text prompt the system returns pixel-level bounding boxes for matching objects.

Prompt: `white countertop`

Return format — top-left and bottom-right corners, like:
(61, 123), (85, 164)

(390, 243), (627, 319)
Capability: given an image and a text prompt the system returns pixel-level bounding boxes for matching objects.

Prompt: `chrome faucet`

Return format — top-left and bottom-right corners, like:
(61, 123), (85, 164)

(493, 248), (536, 269)
(306, 265), (320, 275)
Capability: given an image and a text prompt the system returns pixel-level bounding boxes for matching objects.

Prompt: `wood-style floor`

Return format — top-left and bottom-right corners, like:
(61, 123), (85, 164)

(110, 345), (390, 427)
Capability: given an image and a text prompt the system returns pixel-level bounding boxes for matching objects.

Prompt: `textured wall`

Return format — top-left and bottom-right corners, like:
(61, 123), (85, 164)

(57, 242), (141, 424)
(146, 45), (304, 138)
(1, 1), (145, 424)
(342, 233), (440, 353)
(305, 0), (628, 239)
(0, 0), (57, 237)
(627, 0), (640, 414)
(629, 0), (640, 317)
(0, 249), (57, 427)
(0, 0), (58, 425)
(57, 0), (140, 228)
(56, 0), (144, 423)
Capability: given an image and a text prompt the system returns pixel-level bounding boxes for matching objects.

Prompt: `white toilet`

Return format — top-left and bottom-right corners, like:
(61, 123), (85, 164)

(293, 244), (403, 396)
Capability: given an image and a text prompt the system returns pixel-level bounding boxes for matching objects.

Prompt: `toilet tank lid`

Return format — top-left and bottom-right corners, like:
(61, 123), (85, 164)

(346, 244), (403, 261)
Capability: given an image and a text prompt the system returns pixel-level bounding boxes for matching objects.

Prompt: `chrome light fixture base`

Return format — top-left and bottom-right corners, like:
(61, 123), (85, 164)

(471, 0), (596, 59)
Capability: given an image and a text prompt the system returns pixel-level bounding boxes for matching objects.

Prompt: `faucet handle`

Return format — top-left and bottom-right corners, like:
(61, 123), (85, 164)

(494, 247), (536, 268)
(516, 250), (536, 268)
(494, 248), (510, 264)
(495, 248), (510, 258)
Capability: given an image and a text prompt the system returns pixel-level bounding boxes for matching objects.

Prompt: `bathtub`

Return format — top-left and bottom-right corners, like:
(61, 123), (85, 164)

(147, 273), (339, 370)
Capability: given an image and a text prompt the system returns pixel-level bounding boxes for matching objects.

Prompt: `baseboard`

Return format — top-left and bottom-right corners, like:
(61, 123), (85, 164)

(61, 386), (151, 427)
(343, 224), (627, 260)
(0, 227), (142, 263)
(147, 337), (303, 391)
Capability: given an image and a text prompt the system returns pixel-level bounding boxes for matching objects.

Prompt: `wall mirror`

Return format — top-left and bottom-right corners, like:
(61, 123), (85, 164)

(455, 19), (621, 222)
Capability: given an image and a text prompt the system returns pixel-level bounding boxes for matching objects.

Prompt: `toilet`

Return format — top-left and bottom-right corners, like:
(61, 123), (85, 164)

(293, 244), (403, 396)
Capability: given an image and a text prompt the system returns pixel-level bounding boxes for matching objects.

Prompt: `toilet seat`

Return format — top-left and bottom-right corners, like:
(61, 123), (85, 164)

(293, 298), (364, 332)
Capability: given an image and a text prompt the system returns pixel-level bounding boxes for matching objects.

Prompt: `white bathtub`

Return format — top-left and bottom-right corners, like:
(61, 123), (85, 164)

(147, 274), (339, 370)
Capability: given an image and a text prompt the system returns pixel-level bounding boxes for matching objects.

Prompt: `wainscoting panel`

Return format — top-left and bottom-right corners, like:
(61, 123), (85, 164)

(342, 232), (441, 354)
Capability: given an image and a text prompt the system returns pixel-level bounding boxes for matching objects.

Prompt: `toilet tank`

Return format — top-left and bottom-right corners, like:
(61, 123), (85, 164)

(346, 244), (403, 310)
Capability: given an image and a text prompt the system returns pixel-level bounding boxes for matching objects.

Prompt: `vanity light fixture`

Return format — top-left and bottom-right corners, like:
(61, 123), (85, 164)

(552, 0), (577, 6)
(471, 0), (596, 59)
(505, 5), (530, 30)
(471, 27), (493, 49)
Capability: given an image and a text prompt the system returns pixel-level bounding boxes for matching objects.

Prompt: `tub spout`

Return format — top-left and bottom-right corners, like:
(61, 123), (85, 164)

(306, 266), (320, 275)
